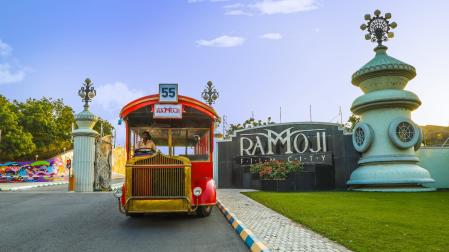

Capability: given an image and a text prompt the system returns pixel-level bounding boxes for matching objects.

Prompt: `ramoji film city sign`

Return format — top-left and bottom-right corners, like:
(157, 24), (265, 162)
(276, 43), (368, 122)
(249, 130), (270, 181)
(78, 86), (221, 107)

(217, 122), (360, 189)
(239, 127), (332, 165)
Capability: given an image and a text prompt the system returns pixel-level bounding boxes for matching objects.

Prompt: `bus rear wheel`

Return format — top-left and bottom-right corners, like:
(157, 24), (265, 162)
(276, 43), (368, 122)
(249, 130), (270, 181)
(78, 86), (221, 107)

(196, 206), (212, 217)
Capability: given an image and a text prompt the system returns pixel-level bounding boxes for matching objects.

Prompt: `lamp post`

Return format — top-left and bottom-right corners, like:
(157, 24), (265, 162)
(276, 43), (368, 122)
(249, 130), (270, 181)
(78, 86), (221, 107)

(35, 154), (38, 161)
(72, 78), (99, 192)
(201, 81), (220, 186)
(201, 81), (219, 106)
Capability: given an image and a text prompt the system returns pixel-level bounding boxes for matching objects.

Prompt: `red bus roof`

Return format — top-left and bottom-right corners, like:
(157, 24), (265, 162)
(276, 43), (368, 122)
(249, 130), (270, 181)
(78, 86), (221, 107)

(119, 94), (218, 120)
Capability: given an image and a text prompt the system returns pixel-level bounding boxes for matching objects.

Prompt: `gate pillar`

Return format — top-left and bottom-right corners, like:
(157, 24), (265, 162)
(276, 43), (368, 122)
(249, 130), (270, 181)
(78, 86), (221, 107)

(72, 78), (99, 192)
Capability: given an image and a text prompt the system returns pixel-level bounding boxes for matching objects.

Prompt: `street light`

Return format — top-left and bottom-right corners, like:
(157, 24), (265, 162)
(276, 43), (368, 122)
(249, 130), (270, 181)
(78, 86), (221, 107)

(201, 81), (219, 106)
(78, 78), (96, 110)
(35, 154), (39, 161)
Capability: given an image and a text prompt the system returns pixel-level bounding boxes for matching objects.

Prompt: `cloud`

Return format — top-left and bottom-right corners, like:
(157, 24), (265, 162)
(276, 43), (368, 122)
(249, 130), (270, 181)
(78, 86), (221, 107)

(0, 63), (26, 84)
(188, 0), (230, 3)
(0, 40), (12, 57)
(260, 33), (283, 40)
(251, 0), (317, 15)
(95, 82), (144, 112)
(0, 40), (29, 85)
(224, 3), (245, 8)
(196, 35), (246, 48)
(223, 3), (253, 15)
(223, 0), (317, 16)
(225, 9), (254, 16)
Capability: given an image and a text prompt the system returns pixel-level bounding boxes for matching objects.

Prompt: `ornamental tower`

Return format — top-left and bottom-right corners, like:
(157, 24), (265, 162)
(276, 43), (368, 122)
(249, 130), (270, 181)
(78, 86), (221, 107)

(347, 10), (434, 191)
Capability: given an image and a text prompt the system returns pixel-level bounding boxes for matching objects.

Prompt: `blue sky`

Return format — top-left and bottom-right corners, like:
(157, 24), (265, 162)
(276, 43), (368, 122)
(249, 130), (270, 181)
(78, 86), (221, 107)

(1, 0), (449, 145)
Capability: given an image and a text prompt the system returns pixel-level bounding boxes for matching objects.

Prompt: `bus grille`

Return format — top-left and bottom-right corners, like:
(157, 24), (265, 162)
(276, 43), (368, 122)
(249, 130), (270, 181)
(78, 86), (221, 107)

(132, 167), (185, 197)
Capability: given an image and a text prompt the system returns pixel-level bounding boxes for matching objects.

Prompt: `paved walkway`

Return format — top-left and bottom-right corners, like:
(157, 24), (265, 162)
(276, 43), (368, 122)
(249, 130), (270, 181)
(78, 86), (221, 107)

(217, 189), (351, 252)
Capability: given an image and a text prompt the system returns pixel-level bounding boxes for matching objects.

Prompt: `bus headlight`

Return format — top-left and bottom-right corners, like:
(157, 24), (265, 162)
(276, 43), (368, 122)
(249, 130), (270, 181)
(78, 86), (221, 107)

(113, 188), (123, 198)
(193, 187), (202, 197)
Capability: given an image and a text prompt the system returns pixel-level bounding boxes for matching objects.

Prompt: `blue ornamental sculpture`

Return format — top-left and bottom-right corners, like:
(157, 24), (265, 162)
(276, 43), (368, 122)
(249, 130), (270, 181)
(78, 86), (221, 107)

(347, 10), (435, 191)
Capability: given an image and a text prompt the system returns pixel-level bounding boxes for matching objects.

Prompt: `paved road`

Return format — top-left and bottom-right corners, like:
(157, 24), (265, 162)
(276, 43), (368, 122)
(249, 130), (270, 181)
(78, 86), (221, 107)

(0, 192), (248, 252)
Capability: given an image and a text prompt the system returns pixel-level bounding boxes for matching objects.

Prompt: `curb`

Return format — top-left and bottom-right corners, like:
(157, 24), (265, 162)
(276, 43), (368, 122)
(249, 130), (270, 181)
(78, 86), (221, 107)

(0, 181), (68, 191)
(0, 182), (123, 192)
(217, 200), (270, 252)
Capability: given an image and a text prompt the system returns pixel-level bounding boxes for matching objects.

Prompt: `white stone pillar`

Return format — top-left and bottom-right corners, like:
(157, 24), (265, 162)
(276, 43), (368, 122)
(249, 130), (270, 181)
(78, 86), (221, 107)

(72, 109), (98, 192)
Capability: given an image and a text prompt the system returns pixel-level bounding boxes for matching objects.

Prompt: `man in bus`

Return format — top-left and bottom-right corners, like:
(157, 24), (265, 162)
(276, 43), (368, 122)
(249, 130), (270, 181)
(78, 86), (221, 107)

(137, 131), (156, 152)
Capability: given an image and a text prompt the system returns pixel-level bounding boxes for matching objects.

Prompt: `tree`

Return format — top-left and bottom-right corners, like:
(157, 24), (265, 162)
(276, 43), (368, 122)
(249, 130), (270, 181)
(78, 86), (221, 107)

(94, 117), (114, 136)
(346, 114), (361, 131)
(14, 97), (75, 159)
(421, 125), (449, 146)
(0, 95), (115, 161)
(0, 96), (35, 161)
(225, 117), (275, 138)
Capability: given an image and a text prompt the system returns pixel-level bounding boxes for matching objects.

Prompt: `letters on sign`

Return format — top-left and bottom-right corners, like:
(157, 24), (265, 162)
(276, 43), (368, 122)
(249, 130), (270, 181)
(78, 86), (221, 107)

(153, 104), (182, 119)
(237, 127), (332, 165)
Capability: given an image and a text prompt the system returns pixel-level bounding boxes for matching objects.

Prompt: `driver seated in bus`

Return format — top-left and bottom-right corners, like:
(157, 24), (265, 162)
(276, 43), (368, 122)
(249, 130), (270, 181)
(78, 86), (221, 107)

(137, 131), (156, 151)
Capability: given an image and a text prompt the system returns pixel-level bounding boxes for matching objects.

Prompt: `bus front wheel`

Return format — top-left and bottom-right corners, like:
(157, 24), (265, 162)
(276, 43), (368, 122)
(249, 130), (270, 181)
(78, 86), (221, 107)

(196, 206), (212, 217)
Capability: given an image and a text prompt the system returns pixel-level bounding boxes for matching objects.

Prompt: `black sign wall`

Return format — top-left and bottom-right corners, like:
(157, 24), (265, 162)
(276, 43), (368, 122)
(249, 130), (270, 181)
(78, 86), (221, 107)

(217, 122), (360, 190)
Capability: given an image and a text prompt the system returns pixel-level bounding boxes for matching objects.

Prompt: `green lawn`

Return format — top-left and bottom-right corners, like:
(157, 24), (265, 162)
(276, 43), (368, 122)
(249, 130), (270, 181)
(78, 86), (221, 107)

(242, 191), (449, 252)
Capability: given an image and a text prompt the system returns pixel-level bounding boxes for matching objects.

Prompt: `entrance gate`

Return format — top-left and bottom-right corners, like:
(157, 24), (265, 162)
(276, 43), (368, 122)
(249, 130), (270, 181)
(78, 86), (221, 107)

(217, 122), (359, 190)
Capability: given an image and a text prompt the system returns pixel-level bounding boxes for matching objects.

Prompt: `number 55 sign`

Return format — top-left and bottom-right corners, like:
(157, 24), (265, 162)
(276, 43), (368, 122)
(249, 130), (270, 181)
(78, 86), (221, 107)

(159, 83), (178, 103)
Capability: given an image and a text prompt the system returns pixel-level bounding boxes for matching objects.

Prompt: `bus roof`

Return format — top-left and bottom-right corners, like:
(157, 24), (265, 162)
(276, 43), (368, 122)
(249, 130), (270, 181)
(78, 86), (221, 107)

(119, 94), (219, 120)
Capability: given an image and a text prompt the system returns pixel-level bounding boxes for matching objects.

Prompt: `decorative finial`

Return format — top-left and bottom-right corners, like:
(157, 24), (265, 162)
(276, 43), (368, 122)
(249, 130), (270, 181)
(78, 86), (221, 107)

(78, 78), (96, 110)
(201, 80), (219, 106)
(360, 10), (397, 46)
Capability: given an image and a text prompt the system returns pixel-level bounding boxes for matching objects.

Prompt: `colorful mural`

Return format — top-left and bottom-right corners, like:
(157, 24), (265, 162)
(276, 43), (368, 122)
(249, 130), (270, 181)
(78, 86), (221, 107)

(0, 147), (128, 183)
(0, 151), (73, 183)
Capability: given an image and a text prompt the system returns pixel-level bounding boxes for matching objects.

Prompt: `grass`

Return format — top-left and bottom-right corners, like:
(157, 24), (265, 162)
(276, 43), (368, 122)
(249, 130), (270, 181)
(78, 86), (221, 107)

(242, 191), (449, 252)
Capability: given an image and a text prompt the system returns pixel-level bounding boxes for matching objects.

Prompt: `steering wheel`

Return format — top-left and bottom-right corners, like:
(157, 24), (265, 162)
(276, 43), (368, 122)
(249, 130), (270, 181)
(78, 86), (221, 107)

(134, 148), (156, 156)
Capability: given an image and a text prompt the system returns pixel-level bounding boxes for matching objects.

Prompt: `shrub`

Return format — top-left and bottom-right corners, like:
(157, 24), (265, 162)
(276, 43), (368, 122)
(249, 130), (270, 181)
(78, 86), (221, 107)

(250, 160), (302, 180)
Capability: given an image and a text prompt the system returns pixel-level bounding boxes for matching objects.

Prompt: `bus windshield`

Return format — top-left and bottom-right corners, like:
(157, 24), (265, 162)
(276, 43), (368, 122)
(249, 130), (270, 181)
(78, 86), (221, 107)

(129, 127), (210, 161)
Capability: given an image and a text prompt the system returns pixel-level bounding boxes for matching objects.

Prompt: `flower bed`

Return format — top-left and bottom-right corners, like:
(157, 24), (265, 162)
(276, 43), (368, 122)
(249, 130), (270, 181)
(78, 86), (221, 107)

(249, 160), (302, 180)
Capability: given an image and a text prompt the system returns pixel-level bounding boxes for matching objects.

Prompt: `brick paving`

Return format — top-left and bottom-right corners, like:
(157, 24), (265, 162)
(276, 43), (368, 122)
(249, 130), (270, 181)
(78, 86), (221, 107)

(217, 189), (351, 252)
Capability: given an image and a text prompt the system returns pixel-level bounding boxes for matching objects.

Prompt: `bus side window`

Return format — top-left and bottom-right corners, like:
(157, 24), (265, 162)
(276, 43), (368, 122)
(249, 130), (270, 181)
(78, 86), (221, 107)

(172, 129), (210, 161)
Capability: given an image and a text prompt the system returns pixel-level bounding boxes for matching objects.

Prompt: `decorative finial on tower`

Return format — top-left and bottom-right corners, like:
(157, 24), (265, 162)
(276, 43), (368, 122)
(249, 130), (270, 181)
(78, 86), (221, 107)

(360, 10), (397, 46)
(78, 78), (96, 110)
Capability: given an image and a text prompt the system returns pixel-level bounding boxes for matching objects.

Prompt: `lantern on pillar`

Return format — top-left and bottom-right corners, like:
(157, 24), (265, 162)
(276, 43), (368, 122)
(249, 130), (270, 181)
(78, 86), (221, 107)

(201, 81), (219, 106)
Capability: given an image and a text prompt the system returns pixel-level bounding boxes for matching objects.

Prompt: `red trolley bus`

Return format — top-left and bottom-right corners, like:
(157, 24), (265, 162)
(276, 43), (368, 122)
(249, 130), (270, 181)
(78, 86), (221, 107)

(114, 84), (218, 217)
